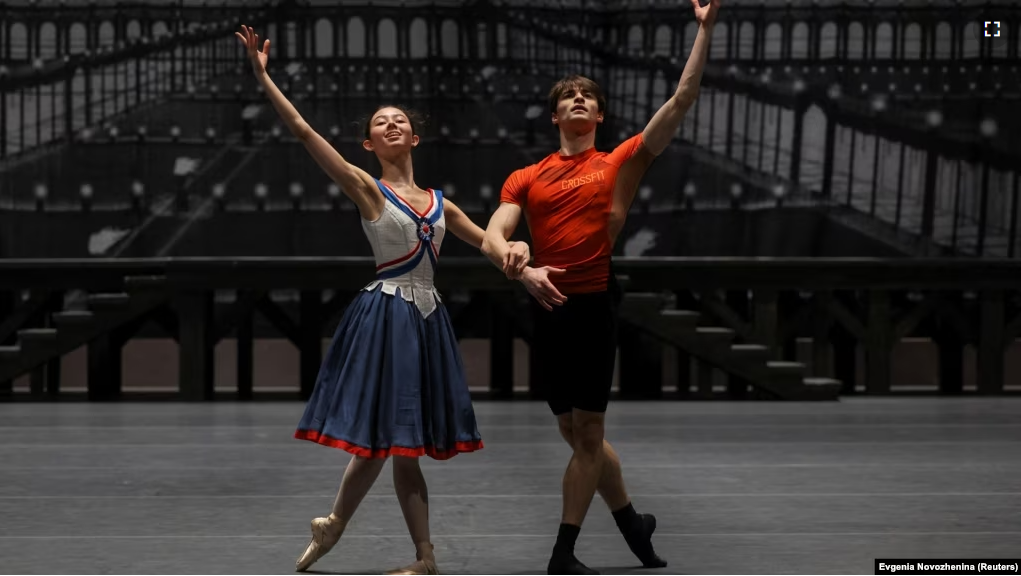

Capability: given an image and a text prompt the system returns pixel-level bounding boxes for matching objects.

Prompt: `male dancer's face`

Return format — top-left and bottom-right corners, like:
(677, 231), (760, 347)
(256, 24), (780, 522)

(551, 84), (603, 136)
(363, 107), (419, 160)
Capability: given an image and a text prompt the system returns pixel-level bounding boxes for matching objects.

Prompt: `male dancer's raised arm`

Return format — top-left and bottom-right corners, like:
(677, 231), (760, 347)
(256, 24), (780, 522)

(607, 0), (719, 230)
(639, 0), (720, 156)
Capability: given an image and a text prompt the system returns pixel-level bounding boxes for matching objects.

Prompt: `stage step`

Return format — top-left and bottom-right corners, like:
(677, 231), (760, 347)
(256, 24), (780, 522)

(52, 311), (96, 327)
(696, 326), (735, 338)
(695, 327), (736, 351)
(125, 275), (167, 291)
(621, 292), (667, 314)
(661, 309), (700, 328)
(0, 346), (21, 360)
(730, 344), (770, 361)
(17, 328), (58, 341)
(794, 377), (844, 399)
(17, 328), (58, 352)
(766, 361), (807, 375)
(761, 361), (809, 388)
(86, 293), (131, 309)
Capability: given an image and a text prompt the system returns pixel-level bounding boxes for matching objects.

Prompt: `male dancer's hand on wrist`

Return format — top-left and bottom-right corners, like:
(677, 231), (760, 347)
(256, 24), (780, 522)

(518, 266), (568, 312)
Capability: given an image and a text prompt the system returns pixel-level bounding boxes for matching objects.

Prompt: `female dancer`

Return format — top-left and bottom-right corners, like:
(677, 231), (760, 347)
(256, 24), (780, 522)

(235, 26), (529, 575)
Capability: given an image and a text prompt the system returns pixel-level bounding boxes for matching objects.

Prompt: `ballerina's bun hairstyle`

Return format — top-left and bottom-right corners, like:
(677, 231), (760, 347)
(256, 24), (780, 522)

(362, 105), (427, 140)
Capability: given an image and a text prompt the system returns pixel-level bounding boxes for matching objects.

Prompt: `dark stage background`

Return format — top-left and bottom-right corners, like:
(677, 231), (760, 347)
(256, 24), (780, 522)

(1, 0), (1020, 401)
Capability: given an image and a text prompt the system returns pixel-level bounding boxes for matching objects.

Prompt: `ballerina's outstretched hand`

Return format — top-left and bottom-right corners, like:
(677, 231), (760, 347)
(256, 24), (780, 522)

(235, 25), (270, 76)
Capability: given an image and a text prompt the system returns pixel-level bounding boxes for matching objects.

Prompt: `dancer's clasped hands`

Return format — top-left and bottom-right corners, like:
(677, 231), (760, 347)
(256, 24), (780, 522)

(503, 242), (531, 279)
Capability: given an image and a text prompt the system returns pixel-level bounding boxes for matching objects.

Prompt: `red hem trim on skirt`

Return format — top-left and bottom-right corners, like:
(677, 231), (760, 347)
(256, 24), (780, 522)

(293, 429), (483, 460)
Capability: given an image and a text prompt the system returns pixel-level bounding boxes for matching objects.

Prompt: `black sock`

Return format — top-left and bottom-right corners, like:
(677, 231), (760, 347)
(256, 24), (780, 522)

(612, 502), (639, 533)
(553, 523), (581, 557)
(549, 524), (599, 574)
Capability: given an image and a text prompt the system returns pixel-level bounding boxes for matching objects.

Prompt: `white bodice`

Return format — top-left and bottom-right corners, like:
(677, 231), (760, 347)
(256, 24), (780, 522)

(361, 179), (445, 318)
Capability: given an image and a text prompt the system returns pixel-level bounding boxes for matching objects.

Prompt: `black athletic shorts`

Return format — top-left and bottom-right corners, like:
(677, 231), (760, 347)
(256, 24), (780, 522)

(530, 274), (621, 415)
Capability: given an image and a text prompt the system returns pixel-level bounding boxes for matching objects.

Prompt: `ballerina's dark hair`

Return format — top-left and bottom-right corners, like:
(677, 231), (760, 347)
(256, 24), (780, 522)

(360, 104), (427, 140)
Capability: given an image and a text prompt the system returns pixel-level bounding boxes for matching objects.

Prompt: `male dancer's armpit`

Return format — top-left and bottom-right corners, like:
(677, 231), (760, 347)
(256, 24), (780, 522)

(608, 149), (658, 242)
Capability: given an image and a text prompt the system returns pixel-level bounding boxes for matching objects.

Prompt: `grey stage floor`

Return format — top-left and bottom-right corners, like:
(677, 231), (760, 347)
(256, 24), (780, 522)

(1, 399), (1020, 575)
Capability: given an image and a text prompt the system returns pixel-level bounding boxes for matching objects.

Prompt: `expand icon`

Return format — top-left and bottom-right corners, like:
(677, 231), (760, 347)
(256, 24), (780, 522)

(974, 20), (1008, 50)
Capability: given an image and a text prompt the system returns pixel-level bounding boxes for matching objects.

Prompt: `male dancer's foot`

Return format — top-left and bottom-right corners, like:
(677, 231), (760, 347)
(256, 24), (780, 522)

(612, 503), (667, 568)
(296, 513), (346, 572)
(385, 543), (439, 575)
(547, 524), (599, 575)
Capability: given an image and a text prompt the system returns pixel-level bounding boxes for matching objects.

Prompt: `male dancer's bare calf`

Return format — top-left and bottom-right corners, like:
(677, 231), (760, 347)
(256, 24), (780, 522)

(483, 1), (721, 573)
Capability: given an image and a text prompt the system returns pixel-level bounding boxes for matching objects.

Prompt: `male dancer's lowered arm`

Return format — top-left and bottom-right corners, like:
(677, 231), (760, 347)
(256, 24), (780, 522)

(236, 26), (380, 217)
(483, 202), (566, 310)
(447, 200), (531, 273)
(481, 203), (523, 273)
(640, 0), (721, 156)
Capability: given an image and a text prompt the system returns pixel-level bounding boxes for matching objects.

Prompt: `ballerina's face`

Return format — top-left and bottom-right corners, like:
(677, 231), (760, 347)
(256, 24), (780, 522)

(363, 107), (419, 159)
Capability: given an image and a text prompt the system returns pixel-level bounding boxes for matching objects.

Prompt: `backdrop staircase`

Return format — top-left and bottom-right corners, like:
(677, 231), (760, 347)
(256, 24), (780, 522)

(618, 292), (842, 400)
(0, 276), (169, 385)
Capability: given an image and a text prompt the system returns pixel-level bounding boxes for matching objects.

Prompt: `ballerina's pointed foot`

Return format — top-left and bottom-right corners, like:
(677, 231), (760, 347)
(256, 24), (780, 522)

(383, 559), (439, 575)
(384, 543), (439, 575)
(295, 513), (346, 572)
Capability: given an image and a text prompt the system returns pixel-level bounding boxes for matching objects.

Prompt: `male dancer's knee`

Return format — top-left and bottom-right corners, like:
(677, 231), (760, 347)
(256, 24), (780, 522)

(570, 412), (604, 458)
(557, 414), (576, 448)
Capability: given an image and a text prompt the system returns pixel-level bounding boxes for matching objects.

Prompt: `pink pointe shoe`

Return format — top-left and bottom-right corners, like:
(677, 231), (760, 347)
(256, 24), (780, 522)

(384, 543), (439, 575)
(295, 514), (346, 572)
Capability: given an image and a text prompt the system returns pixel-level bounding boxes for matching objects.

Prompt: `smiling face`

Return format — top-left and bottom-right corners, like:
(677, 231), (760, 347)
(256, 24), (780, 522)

(362, 106), (420, 160)
(549, 75), (605, 134)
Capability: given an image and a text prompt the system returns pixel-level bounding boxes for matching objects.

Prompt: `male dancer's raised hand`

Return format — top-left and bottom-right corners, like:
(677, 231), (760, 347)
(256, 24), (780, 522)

(691, 0), (721, 26)
(235, 25), (270, 76)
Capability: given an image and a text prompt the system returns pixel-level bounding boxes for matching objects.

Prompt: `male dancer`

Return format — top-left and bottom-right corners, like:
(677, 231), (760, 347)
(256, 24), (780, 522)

(482, 0), (721, 573)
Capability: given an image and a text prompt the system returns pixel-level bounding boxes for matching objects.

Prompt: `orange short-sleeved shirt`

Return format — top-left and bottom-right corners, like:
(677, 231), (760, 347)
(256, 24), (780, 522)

(500, 134), (647, 294)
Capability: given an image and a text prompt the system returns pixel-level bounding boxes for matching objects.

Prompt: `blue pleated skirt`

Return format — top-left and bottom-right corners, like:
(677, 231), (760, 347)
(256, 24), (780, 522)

(294, 284), (483, 460)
